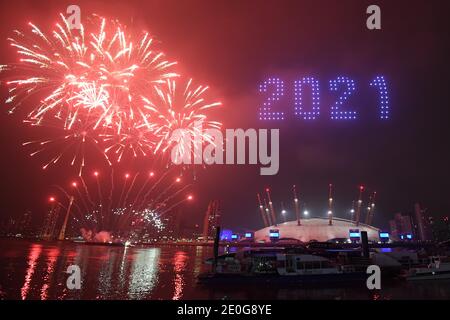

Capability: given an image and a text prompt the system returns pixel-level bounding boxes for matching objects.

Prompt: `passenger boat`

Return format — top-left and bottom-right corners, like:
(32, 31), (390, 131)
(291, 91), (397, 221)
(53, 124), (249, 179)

(405, 256), (450, 281)
(198, 248), (367, 285)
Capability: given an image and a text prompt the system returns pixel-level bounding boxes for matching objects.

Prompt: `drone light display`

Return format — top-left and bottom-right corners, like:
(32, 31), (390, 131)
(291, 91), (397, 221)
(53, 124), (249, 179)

(259, 75), (390, 121)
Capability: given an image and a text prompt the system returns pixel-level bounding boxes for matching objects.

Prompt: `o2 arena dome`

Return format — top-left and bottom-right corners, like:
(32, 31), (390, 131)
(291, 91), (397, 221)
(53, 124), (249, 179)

(254, 217), (380, 243)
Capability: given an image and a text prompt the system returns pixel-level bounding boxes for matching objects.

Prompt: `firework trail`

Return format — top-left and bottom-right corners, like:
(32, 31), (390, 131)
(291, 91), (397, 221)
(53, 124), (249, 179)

(52, 168), (193, 240)
(22, 122), (112, 175)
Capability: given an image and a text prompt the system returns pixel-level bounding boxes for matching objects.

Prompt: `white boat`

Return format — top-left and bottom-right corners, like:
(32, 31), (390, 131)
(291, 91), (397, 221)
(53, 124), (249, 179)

(276, 253), (342, 276)
(199, 248), (367, 284)
(406, 256), (450, 281)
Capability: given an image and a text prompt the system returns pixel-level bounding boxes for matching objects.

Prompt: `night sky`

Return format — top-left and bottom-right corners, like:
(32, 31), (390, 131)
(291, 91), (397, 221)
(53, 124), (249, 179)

(0, 0), (449, 231)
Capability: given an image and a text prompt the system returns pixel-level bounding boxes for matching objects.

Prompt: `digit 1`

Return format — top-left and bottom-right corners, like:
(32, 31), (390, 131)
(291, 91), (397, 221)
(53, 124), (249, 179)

(369, 75), (390, 119)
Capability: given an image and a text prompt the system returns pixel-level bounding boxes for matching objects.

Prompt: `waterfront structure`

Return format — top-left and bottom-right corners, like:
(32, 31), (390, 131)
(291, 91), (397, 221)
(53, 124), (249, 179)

(389, 213), (414, 240)
(389, 204), (432, 241)
(254, 217), (380, 242)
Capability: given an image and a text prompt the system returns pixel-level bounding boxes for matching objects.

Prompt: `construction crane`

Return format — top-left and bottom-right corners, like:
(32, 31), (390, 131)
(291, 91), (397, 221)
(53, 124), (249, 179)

(292, 185), (301, 226)
(328, 183), (333, 225)
(365, 191), (377, 225)
(266, 188), (277, 226)
(354, 185), (364, 226)
(257, 193), (269, 227)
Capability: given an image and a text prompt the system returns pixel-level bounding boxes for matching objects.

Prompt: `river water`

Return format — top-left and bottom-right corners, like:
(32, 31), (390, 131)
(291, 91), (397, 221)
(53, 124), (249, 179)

(0, 239), (449, 300)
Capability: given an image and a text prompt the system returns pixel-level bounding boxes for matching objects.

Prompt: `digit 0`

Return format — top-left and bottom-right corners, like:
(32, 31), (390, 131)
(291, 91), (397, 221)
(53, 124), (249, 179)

(294, 77), (320, 120)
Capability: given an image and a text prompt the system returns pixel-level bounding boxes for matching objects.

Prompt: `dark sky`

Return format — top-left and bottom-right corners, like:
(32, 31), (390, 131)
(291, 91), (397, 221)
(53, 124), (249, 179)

(0, 0), (449, 231)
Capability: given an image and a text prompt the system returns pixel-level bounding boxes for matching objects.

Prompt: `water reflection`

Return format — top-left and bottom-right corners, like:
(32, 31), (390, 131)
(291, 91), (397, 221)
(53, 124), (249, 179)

(117, 247), (129, 295)
(97, 248), (118, 298)
(172, 251), (188, 300)
(193, 246), (205, 276)
(1, 240), (450, 300)
(20, 244), (42, 300)
(128, 248), (160, 299)
(40, 248), (59, 300)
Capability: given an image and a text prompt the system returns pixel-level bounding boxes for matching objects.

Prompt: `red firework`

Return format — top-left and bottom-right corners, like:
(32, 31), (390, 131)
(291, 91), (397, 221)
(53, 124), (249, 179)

(1, 13), (222, 173)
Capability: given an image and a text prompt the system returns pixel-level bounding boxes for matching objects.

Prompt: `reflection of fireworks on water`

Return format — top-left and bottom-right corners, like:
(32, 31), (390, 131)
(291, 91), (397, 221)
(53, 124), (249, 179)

(52, 168), (193, 238)
(1, 14), (222, 173)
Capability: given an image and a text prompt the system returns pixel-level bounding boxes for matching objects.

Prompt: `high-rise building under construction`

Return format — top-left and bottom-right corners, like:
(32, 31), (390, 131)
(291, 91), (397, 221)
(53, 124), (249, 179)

(41, 203), (61, 240)
(202, 200), (221, 240)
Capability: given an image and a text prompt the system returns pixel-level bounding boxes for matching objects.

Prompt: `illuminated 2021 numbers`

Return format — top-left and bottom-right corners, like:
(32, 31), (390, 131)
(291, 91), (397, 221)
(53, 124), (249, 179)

(258, 75), (389, 120)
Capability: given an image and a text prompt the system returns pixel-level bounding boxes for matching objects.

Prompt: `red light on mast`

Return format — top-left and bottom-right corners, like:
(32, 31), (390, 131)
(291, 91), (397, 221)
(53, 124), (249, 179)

(49, 196), (55, 202)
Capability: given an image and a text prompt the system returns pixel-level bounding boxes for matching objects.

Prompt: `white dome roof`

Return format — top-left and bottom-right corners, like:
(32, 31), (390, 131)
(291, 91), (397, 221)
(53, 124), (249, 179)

(254, 217), (380, 242)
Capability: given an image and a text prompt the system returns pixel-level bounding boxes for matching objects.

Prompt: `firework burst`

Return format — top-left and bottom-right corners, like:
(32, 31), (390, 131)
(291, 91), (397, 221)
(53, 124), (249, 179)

(143, 78), (222, 162)
(1, 13), (222, 173)
(2, 14), (177, 126)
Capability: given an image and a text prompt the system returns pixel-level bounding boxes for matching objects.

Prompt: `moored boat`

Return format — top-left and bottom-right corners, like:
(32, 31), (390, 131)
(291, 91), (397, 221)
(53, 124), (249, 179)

(198, 248), (367, 285)
(405, 256), (450, 281)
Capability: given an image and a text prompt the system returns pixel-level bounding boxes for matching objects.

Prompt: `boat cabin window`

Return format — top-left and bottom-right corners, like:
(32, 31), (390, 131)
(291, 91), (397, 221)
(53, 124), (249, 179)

(321, 261), (334, 269)
(297, 261), (322, 269)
